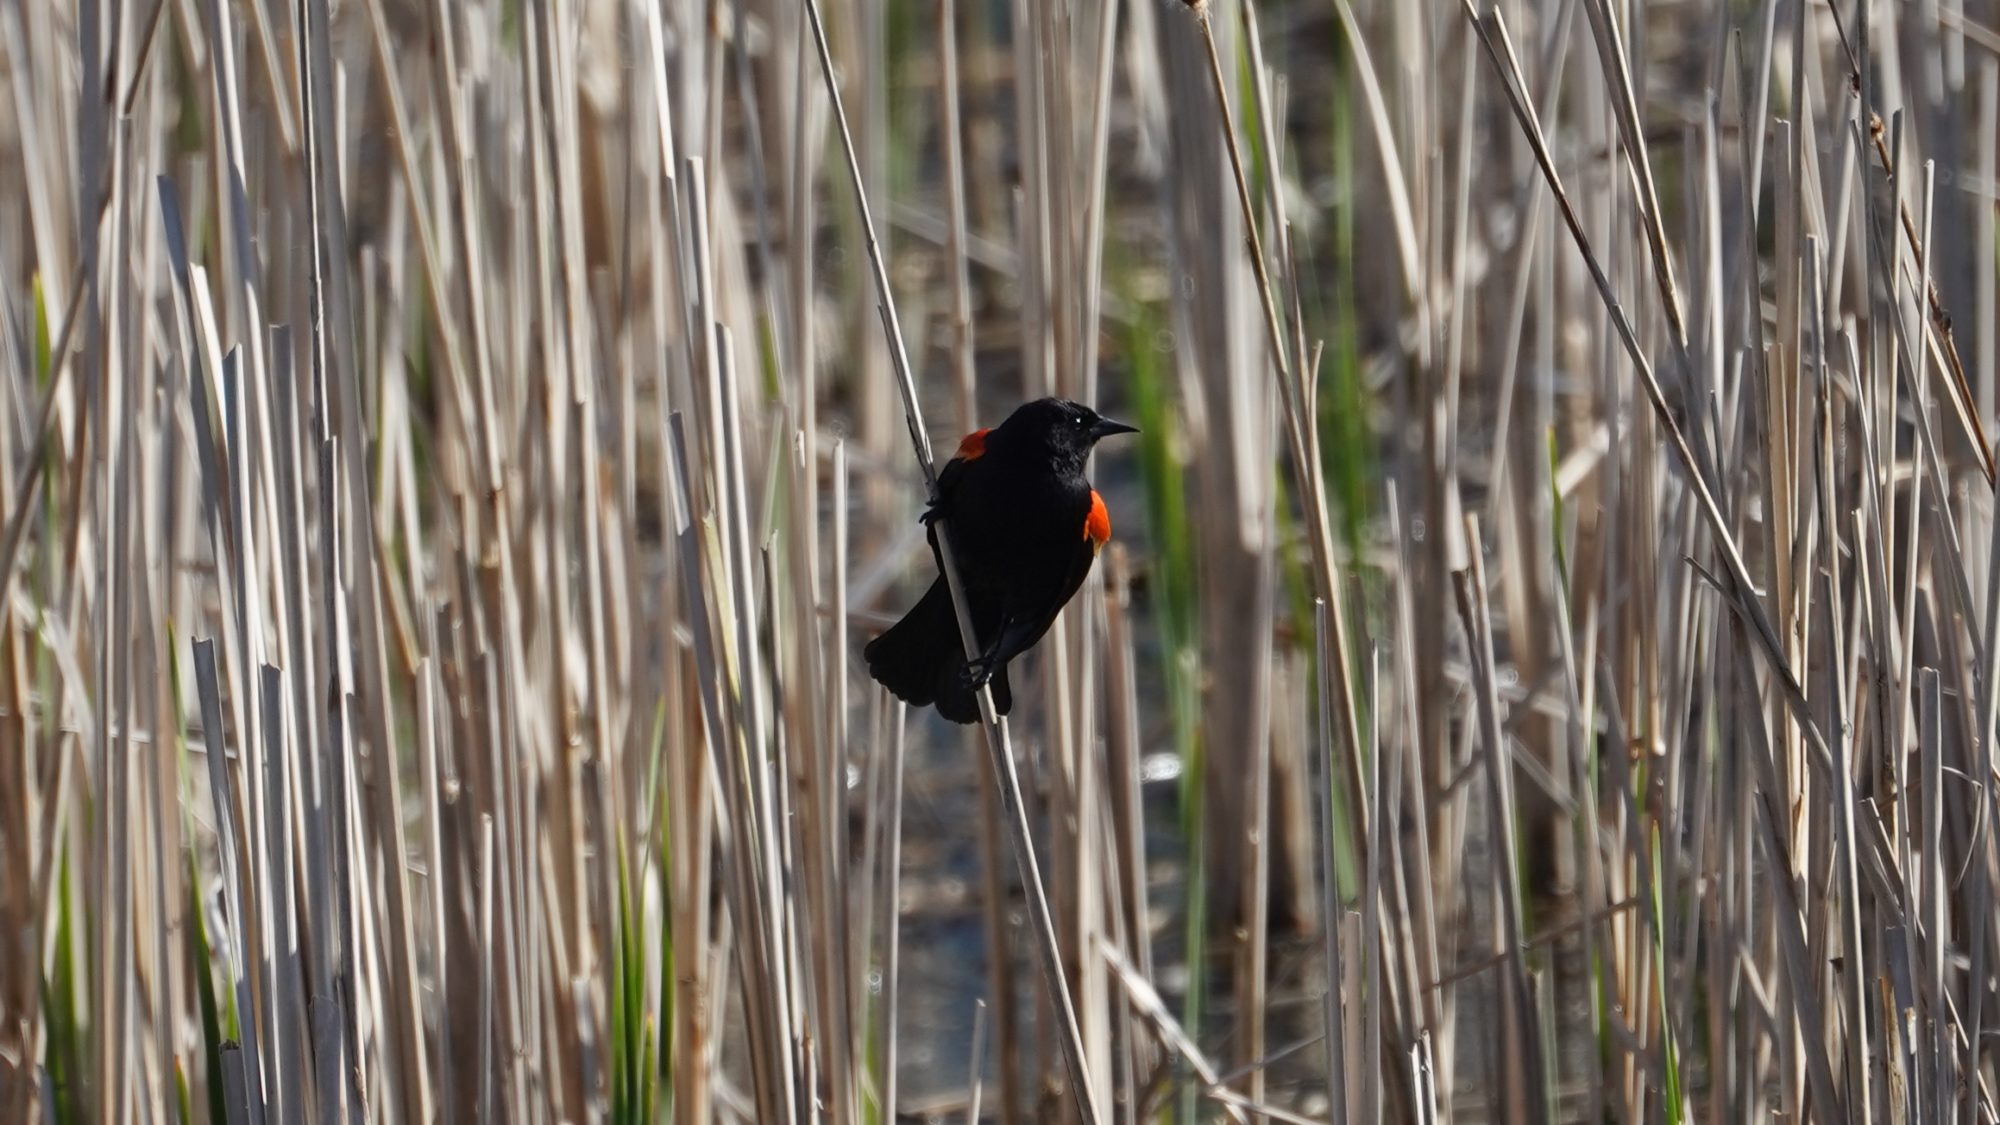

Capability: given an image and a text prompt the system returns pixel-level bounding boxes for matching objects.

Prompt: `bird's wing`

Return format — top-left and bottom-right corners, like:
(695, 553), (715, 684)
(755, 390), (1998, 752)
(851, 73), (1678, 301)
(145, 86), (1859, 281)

(920, 428), (993, 597)
(923, 427), (991, 523)
(980, 489), (1104, 667)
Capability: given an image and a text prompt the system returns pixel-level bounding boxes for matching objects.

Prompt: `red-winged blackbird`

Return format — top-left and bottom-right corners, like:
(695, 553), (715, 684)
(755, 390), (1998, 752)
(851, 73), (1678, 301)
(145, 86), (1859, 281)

(865, 398), (1138, 723)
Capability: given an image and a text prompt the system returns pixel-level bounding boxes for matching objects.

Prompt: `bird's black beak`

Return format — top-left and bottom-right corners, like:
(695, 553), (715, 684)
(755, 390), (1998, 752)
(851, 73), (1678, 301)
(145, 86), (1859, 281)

(1089, 417), (1140, 440)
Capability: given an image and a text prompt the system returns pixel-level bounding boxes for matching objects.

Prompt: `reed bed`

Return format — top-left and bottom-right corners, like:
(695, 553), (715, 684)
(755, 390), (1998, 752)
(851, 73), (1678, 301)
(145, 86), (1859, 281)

(5, 0), (2000, 1121)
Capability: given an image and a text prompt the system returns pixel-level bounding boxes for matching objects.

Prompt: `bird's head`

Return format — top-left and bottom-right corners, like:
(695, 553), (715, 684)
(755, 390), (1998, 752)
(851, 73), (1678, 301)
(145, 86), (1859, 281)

(996, 397), (1139, 471)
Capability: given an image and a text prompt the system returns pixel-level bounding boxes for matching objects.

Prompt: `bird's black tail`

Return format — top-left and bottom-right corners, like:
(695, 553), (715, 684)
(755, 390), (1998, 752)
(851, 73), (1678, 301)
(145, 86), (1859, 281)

(864, 578), (1012, 725)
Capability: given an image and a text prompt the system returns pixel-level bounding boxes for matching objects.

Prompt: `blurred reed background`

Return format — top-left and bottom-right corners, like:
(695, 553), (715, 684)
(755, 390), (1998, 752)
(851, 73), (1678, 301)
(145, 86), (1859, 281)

(4, 0), (2000, 1120)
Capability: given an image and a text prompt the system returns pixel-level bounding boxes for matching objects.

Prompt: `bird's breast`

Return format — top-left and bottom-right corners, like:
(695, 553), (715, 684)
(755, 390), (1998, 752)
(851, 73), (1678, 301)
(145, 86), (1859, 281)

(942, 462), (1093, 587)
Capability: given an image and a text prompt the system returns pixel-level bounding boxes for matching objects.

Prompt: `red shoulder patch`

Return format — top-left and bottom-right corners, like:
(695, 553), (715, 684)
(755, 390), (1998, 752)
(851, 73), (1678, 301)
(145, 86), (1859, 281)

(1084, 490), (1111, 552)
(955, 428), (991, 461)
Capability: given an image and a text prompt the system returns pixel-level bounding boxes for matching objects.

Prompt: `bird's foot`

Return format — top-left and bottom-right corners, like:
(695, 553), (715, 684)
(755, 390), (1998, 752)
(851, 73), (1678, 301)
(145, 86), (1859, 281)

(959, 655), (998, 689)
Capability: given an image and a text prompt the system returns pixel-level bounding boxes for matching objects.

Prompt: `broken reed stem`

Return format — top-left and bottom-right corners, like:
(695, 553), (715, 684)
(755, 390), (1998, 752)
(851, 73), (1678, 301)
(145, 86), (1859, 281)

(881, 708), (907, 1119)
(801, 0), (1101, 1119)
(1312, 600), (1352, 1125)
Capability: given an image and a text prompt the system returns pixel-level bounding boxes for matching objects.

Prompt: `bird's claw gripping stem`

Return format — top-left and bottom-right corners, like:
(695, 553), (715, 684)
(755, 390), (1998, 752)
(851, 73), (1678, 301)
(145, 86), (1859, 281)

(960, 654), (997, 689)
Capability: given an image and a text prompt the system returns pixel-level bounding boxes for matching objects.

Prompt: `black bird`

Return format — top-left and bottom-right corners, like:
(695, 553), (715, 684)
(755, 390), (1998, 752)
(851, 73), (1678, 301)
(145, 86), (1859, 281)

(864, 398), (1138, 723)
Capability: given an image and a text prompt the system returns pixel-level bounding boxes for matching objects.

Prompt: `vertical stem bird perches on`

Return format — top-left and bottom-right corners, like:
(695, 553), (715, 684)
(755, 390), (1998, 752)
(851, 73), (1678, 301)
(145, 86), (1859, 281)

(800, 1), (1103, 1121)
